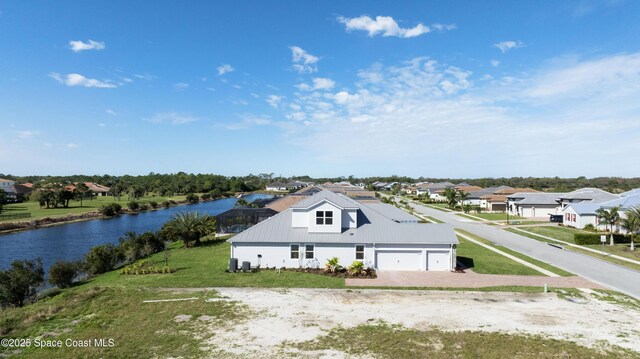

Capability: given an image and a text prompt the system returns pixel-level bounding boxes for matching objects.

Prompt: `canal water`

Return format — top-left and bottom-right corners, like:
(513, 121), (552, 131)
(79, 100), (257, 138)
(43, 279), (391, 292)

(0, 193), (273, 271)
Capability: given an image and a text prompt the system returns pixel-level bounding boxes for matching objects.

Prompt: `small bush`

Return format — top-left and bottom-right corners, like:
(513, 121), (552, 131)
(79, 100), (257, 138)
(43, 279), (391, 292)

(139, 204), (149, 211)
(324, 257), (343, 273)
(200, 193), (211, 200)
(48, 260), (80, 288)
(149, 201), (158, 209)
(120, 260), (175, 275)
(128, 201), (140, 211)
(186, 193), (199, 203)
(163, 200), (171, 208)
(583, 224), (596, 232)
(84, 244), (120, 275)
(574, 233), (630, 245)
(99, 203), (122, 216)
(347, 260), (366, 276)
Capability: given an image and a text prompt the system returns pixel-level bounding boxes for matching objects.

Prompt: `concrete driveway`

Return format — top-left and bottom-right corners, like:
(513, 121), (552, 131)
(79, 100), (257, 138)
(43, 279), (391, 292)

(347, 270), (604, 289)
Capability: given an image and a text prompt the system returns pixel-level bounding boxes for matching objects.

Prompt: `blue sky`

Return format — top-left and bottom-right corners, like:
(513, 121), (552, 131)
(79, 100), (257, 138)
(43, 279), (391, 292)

(1, 1), (639, 178)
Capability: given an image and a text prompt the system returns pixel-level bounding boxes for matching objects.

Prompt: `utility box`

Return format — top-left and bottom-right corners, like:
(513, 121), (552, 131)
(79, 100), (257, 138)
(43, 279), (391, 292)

(229, 258), (238, 272)
(241, 261), (251, 272)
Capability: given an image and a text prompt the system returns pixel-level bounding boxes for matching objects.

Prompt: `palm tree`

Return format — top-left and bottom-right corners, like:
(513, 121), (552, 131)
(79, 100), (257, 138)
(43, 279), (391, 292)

(621, 207), (640, 251)
(443, 188), (457, 210)
(596, 206), (621, 246)
(457, 189), (469, 210)
(161, 211), (216, 247)
(74, 183), (90, 207)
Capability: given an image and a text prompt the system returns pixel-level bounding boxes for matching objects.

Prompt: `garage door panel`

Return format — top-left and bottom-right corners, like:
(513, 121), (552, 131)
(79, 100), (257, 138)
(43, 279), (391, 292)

(376, 250), (421, 271)
(427, 251), (449, 271)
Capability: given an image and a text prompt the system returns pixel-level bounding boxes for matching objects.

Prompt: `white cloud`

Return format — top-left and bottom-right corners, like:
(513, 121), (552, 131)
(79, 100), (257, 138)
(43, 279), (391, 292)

(297, 77), (336, 91)
(66, 143), (79, 149)
(49, 73), (117, 88)
(337, 15), (454, 38)
(134, 73), (156, 80)
(173, 82), (189, 91)
(68, 39), (105, 52)
(217, 64), (234, 75)
(290, 46), (319, 74)
(490, 59), (501, 67)
(98, 123), (106, 127)
(224, 115), (272, 130)
(146, 112), (198, 125)
(106, 109), (117, 116)
(272, 53), (640, 177)
(266, 95), (283, 108)
(494, 40), (524, 53)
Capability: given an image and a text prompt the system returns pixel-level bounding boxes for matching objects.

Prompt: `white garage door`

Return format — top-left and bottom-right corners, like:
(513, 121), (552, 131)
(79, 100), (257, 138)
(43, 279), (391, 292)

(427, 251), (450, 271)
(376, 250), (421, 271)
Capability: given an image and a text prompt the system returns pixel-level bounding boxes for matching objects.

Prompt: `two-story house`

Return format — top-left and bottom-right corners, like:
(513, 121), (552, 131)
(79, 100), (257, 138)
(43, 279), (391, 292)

(230, 189), (458, 271)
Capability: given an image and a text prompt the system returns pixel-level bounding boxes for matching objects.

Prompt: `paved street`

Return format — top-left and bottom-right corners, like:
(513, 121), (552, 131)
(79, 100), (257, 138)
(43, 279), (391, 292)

(408, 201), (640, 299)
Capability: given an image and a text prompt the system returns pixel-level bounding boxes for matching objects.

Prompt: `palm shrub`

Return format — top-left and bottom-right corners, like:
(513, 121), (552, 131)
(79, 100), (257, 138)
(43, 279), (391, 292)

(621, 206), (640, 251)
(48, 260), (80, 288)
(324, 257), (342, 273)
(161, 211), (216, 247)
(347, 260), (365, 276)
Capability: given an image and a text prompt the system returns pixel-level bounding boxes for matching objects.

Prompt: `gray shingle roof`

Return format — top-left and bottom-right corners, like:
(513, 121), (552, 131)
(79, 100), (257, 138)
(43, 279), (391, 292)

(467, 186), (512, 199)
(598, 195), (640, 211)
(559, 188), (619, 203)
(620, 188), (640, 197)
(231, 190), (458, 245)
(508, 192), (565, 205)
(566, 202), (601, 215)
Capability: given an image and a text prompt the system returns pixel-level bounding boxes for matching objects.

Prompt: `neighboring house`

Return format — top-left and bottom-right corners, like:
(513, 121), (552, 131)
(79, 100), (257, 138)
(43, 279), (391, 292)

(66, 182), (111, 197)
(0, 178), (16, 201)
(562, 202), (602, 229)
(230, 189), (458, 271)
(416, 182), (456, 199)
(465, 186), (512, 207)
(266, 182), (289, 192)
(556, 188), (619, 209)
(507, 192), (565, 218)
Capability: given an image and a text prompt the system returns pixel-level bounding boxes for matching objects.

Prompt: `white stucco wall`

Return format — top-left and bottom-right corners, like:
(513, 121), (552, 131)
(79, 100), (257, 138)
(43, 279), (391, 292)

(231, 242), (374, 269)
(374, 243), (454, 271)
(307, 202), (342, 233)
(516, 205), (560, 218)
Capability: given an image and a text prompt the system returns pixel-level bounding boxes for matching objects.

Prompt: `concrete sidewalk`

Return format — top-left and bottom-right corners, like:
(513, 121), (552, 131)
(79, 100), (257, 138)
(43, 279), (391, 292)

(346, 270), (604, 289)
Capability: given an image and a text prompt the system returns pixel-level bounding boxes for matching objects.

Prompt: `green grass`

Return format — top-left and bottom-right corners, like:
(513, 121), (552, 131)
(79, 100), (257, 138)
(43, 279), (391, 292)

(456, 237), (541, 276)
(0, 195), (188, 223)
(0, 286), (246, 358)
(456, 212), (525, 221)
(292, 322), (636, 359)
(456, 230), (573, 277)
(423, 216), (444, 223)
(89, 238), (345, 289)
(509, 227), (640, 272)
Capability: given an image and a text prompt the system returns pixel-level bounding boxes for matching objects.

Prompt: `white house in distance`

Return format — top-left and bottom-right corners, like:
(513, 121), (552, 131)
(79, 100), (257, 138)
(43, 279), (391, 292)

(230, 189), (458, 271)
(507, 192), (564, 218)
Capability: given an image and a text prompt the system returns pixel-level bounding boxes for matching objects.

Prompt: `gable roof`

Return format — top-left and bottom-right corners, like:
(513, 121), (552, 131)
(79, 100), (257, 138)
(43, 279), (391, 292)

(598, 194), (640, 211)
(231, 190), (458, 245)
(565, 202), (602, 215)
(507, 192), (565, 205)
(558, 188), (618, 203)
(290, 189), (360, 210)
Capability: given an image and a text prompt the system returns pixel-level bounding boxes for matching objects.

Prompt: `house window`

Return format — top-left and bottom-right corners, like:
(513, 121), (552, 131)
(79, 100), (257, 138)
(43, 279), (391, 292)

(290, 244), (299, 259)
(355, 245), (365, 260)
(305, 244), (315, 259)
(315, 211), (333, 225)
(572, 214), (576, 222)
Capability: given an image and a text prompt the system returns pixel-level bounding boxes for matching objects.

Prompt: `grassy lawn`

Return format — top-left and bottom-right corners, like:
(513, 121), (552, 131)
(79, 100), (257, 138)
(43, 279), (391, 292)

(456, 212), (525, 221)
(456, 230), (573, 276)
(89, 239), (344, 289)
(0, 286), (245, 358)
(0, 195), (188, 222)
(506, 227), (640, 272)
(456, 237), (541, 276)
(292, 322), (636, 359)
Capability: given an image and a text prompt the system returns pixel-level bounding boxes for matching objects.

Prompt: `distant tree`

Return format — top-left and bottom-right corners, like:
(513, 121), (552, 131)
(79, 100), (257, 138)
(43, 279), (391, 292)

(186, 193), (199, 203)
(161, 211), (216, 247)
(596, 206), (621, 246)
(74, 183), (90, 206)
(0, 258), (44, 307)
(621, 207), (640, 251)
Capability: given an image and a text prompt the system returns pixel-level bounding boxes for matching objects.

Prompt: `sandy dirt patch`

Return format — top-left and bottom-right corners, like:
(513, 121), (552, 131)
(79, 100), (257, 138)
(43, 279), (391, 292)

(202, 288), (640, 358)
